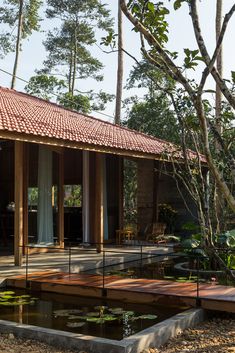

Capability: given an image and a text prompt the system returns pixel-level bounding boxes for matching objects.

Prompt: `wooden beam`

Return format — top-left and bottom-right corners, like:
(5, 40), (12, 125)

(23, 143), (28, 254)
(14, 141), (24, 266)
(0, 130), (183, 163)
(94, 153), (104, 253)
(58, 150), (64, 248)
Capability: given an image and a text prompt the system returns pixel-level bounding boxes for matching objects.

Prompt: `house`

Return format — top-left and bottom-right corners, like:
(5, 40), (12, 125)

(0, 87), (200, 266)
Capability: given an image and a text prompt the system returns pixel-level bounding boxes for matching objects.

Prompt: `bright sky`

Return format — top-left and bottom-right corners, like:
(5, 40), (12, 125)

(0, 1), (234, 122)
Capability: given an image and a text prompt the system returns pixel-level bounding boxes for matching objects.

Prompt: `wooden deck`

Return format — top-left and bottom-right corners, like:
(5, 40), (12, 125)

(7, 272), (235, 313)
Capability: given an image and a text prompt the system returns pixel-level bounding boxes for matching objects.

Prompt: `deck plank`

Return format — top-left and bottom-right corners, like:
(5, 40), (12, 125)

(8, 271), (235, 312)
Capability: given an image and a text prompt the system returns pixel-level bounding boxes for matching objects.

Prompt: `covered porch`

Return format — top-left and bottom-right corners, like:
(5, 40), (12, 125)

(0, 87), (198, 266)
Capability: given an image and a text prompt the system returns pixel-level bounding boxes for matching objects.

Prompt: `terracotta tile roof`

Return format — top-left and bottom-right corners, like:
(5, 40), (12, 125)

(0, 87), (204, 161)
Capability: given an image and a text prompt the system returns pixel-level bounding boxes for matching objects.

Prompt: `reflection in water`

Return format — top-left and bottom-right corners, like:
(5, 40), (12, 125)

(0, 288), (187, 340)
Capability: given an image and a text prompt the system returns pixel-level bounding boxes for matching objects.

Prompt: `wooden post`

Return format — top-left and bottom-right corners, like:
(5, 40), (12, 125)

(118, 156), (124, 230)
(153, 160), (160, 223)
(58, 150), (64, 248)
(14, 141), (24, 266)
(95, 153), (104, 253)
(23, 143), (28, 254)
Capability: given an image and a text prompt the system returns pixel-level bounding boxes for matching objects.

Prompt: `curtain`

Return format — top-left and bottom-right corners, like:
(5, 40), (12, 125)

(37, 145), (54, 244)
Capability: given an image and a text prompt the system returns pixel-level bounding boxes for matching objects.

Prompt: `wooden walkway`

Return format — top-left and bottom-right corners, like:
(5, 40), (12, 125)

(7, 272), (235, 313)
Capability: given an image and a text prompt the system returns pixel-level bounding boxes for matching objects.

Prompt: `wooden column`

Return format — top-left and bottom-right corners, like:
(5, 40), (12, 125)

(14, 141), (24, 266)
(23, 143), (28, 254)
(95, 153), (104, 253)
(58, 150), (64, 248)
(118, 156), (124, 230)
(153, 160), (160, 223)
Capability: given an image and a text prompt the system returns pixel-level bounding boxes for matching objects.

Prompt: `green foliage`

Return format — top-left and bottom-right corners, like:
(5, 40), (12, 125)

(42, 0), (113, 89)
(216, 230), (235, 248)
(183, 48), (204, 70)
(64, 185), (82, 207)
(123, 159), (137, 225)
(124, 60), (179, 144)
(158, 203), (177, 231)
(127, 1), (169, 45)
(58, 92), (91, 114)
(25, 75), (66, 100)
(0, 0), (42, 57)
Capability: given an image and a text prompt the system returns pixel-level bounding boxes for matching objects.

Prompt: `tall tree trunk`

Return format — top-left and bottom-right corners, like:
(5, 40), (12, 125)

(71, 26), (78, 95)
(215, 0), (223, 233)
(115, 0), (124, 125)
(11, 0), (24, 89)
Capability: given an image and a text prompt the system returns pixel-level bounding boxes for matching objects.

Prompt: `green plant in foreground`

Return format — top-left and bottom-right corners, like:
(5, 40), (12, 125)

(54, 306), (158, 326)
(0, 291), (38, 306)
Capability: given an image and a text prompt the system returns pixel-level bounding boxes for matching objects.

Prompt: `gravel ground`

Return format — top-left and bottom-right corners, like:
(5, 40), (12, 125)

(0, 316), (234, 353)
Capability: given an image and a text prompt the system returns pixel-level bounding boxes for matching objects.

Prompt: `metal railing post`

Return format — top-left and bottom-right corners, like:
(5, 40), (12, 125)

(196, 252), (201, 307)
(68, 246), (71, 276)
(102, 250), (107, 296)
(25, 246), (29, 289)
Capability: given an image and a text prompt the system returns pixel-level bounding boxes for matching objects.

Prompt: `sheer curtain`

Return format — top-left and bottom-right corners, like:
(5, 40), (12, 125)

(37, 145), (54, 244)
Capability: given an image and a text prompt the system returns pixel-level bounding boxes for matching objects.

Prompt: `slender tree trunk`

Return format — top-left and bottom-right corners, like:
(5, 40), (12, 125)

(68, 47), (74, 93)
(71, 26), (78, 95)
(115, 0), (124, 125)
(215, 0), (223, 233)
(11, 0), (24, 89)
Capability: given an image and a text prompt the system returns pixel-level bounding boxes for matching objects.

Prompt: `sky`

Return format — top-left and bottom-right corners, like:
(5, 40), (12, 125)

(0, 1), (235, 122)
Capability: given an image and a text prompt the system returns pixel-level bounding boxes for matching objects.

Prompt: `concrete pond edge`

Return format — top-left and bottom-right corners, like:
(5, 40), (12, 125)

(0, 308), (205, 353)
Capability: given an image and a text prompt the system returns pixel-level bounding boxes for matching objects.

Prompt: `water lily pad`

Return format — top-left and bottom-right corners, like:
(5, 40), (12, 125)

(138, 314), (157, 320)
(86, 317), (105, 324)
(0, 291), (15, 295)
(123, 311), (135, 316)
(53, 310), (72, 317)
(163, 276), (175, 280)
(103, 315), (118, 321)
(66, 322), (86, 328)
(0, 295), (14, 300)
(109, 308), (125, 315)
(86, 312), (100, 317)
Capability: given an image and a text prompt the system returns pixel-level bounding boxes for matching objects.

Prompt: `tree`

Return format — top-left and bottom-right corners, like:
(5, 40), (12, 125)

(124, 60), (179, 143)
(115, 0), (124, 125)
(118, 0), (235, 278)
(120, 0), (235, 216)
(40, 0), (113, 94)
(0, 0), (42, 88)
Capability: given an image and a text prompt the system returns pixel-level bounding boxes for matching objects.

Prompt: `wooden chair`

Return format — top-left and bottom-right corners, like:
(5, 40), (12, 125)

(116, 224), (137, 244)
(145, 222), (167, 243)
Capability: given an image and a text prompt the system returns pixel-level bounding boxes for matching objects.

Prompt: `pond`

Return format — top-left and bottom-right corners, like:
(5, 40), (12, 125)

(0, 288), (187, 340)
(100, 254), (220, 284)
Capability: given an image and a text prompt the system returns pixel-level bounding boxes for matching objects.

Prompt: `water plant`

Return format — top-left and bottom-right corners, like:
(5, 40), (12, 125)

(53, 305), (157, 327)
(0, 291), (38, 306)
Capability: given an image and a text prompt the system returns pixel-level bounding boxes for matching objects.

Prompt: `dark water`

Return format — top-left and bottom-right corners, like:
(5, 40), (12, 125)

(0, 288), (186, 340)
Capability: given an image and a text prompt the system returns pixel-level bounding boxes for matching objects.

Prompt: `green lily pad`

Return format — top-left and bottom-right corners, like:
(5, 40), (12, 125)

(0, 291), (15, 295)
(86, 317), (106, 324)
(109, 308), (125, 315)
(86, 312), (100, 317)
(164, 276), (175, 280)
(66, 322), (86, 328)
(123, 311), (135, 316)
(103, 315), (118, 321)
(53, 310), (72, 317)
(0, 295), (14, 300)
(138, 314), (157, 320)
